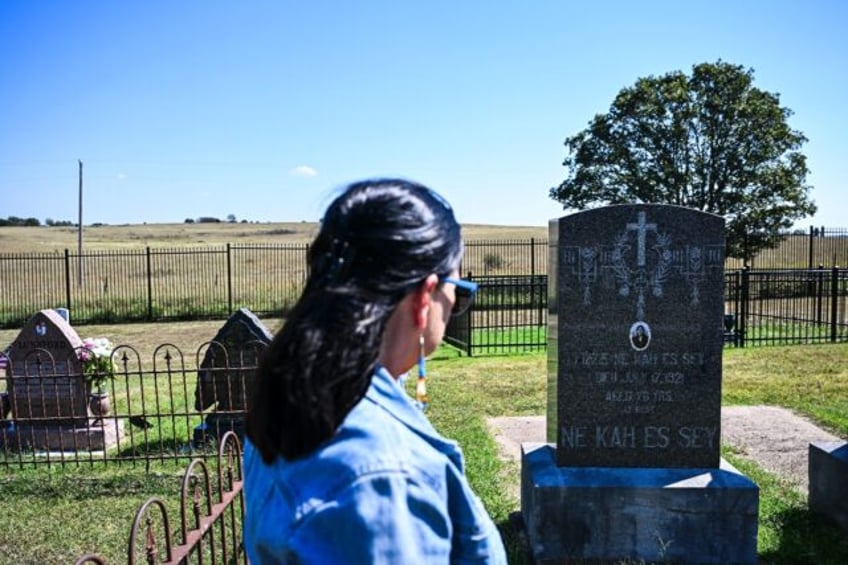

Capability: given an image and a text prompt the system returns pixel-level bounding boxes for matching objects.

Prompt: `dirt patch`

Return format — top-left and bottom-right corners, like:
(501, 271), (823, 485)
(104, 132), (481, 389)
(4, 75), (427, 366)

(488, 405), (844, 496)
(721, 405), (842, 493)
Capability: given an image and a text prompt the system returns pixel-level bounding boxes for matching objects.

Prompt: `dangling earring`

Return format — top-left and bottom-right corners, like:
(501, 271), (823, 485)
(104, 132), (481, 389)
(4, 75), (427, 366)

(415, 333), (429, 411)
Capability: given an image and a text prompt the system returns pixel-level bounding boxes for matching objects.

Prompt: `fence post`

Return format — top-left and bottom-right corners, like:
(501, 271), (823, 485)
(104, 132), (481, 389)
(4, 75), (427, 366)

(537, 275), (545, 327)
(831, 266), (839, 343)
(809, 225), (815, 270)
(64, 249), (72, 313)
(732, 270), (741, 346)
(816, 264), (824, 328)
(467, 271), (474, 357)
(530, 238), (536, 325)
(739, 266), (749, 347)
(530, 237), (536, 278)
(226, 243), (233, 315)
(146, 246), (153, 321)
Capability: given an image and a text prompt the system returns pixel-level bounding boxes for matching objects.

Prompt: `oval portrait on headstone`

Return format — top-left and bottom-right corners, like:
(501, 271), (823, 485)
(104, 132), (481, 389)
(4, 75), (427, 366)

(629, 321), (651, 351)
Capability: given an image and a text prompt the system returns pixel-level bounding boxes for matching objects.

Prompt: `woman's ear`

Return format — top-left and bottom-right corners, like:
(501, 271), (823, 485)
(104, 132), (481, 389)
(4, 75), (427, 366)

(413, 274), (440, 329)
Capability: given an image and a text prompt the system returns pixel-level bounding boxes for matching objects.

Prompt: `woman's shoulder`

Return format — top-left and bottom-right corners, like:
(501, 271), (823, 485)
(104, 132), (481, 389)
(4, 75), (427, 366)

(302, 400), (447, 495)
(321, 396), (417, 473)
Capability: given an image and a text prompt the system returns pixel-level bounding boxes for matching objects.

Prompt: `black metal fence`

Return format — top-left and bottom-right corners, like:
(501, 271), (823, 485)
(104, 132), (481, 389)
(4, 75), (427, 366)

(724, 267), (848, 347)
(460, 238), (549, 278)
(2, 232), (848, 357)
(725, 226), (848, 269)
(443, 268), (848, 355)
(2, 230), (847, 329)
(444, 275), (547, 356)
(0, 243), (309, 329)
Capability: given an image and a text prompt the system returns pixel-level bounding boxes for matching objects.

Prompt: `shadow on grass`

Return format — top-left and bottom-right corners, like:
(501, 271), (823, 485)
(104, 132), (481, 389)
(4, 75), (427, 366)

(499, 512), (533, 565)
(760, 506), (848, 565)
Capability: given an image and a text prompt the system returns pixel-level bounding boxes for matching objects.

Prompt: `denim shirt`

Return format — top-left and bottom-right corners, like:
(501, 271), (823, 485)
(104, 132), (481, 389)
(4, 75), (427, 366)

(243, 365), (508, 564)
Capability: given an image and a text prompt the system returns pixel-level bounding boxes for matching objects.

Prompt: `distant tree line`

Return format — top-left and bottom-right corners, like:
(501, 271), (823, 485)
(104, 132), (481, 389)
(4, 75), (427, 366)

(0, 216), (41, 226)
(0, 217), (89, 227)
(185, 215), (248, 224)
(45, 218), (76, 227)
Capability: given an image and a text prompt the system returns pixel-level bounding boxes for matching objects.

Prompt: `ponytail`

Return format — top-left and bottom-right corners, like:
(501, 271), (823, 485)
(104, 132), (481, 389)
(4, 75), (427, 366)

(246, 179), (462, 462)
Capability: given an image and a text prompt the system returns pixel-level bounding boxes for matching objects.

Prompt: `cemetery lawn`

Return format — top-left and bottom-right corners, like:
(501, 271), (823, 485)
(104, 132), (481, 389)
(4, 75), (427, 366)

(0, 322), (846, 563)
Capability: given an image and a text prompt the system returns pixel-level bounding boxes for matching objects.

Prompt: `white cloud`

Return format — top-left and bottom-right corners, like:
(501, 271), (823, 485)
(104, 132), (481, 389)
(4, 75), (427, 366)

(290, 165), (318, 177)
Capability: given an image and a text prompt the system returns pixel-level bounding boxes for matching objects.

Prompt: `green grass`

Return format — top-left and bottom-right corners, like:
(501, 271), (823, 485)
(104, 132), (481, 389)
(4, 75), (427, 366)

(0, 463), (186, 563)
(723, 343), (848, 436)
(724, 448), (848, 563)
(0, 334), (846, 563)
(743, 319), (845, 343)
(469, 325), (546, 354)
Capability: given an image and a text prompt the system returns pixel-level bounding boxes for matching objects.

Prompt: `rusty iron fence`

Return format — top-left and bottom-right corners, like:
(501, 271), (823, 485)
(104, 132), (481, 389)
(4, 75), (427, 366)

(74, 431), (246, 565)
(0, 342), (258, 468)
(2, 229), (846, 330)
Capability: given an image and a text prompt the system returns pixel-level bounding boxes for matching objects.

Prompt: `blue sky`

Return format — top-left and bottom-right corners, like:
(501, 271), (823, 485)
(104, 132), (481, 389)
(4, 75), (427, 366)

(1, 1), (846, 229)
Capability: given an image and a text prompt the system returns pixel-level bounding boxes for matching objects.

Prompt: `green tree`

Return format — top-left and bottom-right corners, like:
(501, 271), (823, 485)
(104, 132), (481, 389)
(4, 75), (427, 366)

(549, 61), (816, 261)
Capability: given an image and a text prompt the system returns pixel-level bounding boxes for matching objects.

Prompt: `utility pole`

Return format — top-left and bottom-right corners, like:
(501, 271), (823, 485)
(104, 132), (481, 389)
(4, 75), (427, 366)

(78, 159), (83, 287)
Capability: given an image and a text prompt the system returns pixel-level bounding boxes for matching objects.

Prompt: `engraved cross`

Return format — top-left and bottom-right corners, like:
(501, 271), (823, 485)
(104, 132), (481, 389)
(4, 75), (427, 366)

(626, 211), (657, 267)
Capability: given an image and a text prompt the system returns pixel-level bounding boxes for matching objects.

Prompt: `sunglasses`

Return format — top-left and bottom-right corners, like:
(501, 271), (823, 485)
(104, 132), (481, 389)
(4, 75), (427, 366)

(440, 276), (479, 317)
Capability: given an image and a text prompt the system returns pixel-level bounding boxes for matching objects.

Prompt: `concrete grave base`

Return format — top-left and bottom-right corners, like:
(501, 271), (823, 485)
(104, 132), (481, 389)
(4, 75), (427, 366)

(809, 441), (848, 532)
(1, 420), (123, 452)
(193, 413), (245, 446)
(521, 443), (759, 565)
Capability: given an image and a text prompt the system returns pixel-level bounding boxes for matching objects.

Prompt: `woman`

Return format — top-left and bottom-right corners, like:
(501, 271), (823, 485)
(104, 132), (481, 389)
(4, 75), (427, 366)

(244, 179), (507, 564)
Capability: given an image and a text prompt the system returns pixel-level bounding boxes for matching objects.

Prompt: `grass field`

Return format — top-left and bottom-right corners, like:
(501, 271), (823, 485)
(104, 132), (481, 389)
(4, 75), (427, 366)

(0, 318), (846, 563)
(2, 221), (845, 269)
(0, 222), (549, 252)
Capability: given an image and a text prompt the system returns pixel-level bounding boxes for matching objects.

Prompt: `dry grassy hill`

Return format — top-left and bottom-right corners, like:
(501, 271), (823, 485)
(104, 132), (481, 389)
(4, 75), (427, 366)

(0, 222), (549, 253)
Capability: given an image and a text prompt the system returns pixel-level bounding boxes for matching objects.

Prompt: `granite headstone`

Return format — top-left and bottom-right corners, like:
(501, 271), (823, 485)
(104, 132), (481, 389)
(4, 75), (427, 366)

(522, 205), (759, 564)
(809, 441), (848, 532)
(7, 309), (87, 426)
(194, 308), (272, 440)
(549, 205), (725, 468)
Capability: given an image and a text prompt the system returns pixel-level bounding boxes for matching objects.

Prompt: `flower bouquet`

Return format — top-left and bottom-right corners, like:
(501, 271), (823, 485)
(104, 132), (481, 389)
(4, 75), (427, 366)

(78, 337), (116, 392)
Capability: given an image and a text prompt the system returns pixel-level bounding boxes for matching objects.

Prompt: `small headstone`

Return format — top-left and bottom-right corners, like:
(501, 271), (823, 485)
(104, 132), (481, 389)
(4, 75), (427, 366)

(194, 308), (272, 440)
(7, 309), (87, 427)
(0, 353), (10, 426)
(809, 441), (848, 532)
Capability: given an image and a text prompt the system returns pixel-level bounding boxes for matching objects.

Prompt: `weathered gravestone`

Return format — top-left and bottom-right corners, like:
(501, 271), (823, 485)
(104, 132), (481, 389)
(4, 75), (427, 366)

(809, 441), (848, 532)
(7, 310), (86, 426)
(522, 205), (759, 564)
(193, 308), (272, 442)
(0, 353), (10, 429)
(4, 309), (120, 450)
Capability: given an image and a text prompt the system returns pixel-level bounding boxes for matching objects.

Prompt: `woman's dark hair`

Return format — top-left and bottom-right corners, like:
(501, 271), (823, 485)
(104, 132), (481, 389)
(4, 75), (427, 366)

(246, 179), (463, 462)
